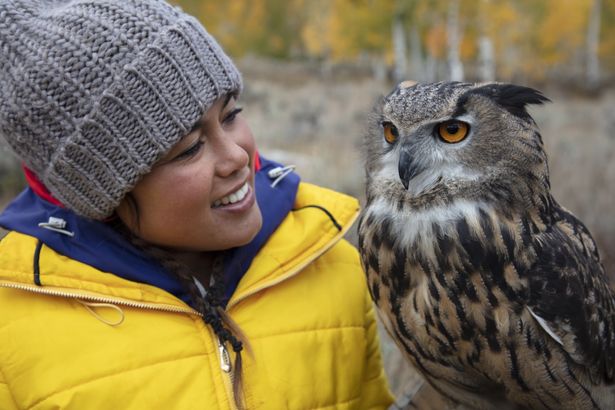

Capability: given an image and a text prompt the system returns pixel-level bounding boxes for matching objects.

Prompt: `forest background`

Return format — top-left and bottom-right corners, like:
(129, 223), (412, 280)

(0, 0), (614, 401)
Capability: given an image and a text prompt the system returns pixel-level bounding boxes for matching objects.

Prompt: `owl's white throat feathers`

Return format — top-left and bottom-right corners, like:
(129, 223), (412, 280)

(365, 197), (490, 256)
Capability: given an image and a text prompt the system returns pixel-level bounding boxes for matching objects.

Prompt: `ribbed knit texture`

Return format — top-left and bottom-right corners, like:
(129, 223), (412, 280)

(0, 0), (242, 219)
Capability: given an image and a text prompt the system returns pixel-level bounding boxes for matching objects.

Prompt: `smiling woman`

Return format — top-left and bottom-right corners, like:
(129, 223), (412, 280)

(0, 1), (393, 409)
(116, 95), (263, 253)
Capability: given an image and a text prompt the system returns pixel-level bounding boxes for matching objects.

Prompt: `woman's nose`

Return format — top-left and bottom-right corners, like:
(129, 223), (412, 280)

(213, 132), (250, 177)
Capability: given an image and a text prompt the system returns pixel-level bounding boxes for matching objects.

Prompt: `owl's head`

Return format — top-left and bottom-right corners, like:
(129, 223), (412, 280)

(364, 81), (551, 210)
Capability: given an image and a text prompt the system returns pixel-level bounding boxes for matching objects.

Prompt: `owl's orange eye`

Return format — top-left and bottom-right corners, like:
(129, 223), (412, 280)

(383, 122), (399, 144)
(437, 120), (469, 143)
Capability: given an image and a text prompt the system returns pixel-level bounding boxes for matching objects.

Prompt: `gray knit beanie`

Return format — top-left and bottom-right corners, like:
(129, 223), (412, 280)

(0, 0), (242, 219)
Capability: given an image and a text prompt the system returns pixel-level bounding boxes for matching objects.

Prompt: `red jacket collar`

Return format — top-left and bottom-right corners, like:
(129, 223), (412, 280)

(22, 165), (63, 207)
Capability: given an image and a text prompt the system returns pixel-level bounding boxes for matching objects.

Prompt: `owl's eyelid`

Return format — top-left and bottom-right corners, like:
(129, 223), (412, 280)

(431, 115), (475, 131)
(381, 120), (400, 133)
(451, 114), (475, 126)
(429, 113), (474, 125)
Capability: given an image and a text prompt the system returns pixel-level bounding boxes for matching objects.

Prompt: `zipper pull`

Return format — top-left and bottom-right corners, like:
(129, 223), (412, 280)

(218, 338), (232, 373)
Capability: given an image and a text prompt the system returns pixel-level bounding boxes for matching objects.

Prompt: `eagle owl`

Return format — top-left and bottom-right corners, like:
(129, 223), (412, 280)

(358, 81), (615, 409)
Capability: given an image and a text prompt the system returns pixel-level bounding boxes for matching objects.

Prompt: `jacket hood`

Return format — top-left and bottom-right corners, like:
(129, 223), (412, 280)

(0, 156), (299, 307)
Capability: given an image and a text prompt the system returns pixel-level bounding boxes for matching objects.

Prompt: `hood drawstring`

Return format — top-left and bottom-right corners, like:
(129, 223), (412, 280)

(77, 300), (125, 327)
(267, 165), (296, 188)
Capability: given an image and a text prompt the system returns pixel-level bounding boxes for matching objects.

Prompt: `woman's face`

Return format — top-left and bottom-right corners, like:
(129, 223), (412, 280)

(116, 94), (263, 251)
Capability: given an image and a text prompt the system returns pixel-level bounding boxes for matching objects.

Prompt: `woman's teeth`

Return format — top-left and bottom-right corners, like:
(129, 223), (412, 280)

(213, 182), (249, 208)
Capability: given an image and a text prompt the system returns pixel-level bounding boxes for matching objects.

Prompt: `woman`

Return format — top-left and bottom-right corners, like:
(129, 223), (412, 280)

(0, 0), (393, 409)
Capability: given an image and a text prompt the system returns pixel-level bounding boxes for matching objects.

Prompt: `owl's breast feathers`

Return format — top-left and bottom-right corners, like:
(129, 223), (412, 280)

(358, 196), (615, 406)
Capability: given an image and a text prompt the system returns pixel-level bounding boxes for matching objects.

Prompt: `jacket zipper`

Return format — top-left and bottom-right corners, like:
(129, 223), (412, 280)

(218, 337), (232, 373)
(217, 336), (239, 410)
(0, 281), (199, 314)
(0, 281), (240, 409)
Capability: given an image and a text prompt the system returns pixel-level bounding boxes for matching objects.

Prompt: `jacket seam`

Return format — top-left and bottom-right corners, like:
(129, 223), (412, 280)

(26, 352), (210, 409)
(270, 223), (338, 273)
(249, 324), (364, 340)
(307, 394), (360, 410)
(362, 372), (387, 386)
(280, 205), (350, 270)
(313, 260), (361, 271)
(231, 233), (349, 307)
(0, 366), (20, 410)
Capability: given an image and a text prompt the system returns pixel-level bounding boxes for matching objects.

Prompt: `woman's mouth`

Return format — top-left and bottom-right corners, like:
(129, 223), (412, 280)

(212, 182), (250, 208)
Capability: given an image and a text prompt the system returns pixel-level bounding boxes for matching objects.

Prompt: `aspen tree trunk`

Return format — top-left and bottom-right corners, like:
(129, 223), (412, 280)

(478, 37), (494, 82)
(425, 54), (437, 82)
(372, 57), (388, 82)
(447, 0), (464, 81)
(409, 27), (425, 82)
(392, 15), (408, 83)
(477, 0), (494, 82)
(586, 0), (601, 88)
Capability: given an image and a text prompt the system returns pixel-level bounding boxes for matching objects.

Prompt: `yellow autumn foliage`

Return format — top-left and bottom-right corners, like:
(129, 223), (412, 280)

(171, 0), (615, 81)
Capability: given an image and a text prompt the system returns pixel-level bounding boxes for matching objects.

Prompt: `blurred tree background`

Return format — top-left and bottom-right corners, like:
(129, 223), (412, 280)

(172, 0), (614, 87)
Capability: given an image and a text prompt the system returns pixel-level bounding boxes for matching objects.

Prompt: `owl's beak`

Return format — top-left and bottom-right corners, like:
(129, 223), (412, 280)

(398, 150), (420, 190)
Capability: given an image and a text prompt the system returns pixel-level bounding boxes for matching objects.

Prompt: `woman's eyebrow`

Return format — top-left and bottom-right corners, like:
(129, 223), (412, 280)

(223, 93), (234, 108)
(189, 120), (202, 134)
(189, 94), (236, 134)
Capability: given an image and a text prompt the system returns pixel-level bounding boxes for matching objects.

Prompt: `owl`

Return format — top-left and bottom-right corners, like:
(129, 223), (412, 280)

(358, 81), (615, 409)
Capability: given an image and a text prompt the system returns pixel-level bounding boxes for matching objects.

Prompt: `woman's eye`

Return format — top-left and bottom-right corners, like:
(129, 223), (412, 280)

(224, 107), (243, 124)
(175, 140), (204, 161)
(437, 120), (469, 143)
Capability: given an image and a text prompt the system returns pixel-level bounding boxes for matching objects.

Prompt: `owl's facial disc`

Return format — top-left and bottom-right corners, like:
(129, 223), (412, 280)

(394, 114), (478, 195)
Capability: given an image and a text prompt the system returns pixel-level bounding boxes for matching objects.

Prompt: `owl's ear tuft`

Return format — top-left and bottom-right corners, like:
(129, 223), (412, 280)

(473, 83), (550, 121)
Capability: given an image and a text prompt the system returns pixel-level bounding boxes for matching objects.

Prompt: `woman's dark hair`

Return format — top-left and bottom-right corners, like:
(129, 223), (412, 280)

(111, 194), (247, 408)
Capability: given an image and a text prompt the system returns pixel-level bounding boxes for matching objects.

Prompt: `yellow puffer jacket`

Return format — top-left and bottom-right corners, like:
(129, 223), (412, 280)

(0, 182), (393, 410)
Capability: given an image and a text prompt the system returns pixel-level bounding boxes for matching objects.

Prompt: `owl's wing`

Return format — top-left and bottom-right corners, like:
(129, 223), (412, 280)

(527, 205), (615, 383)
